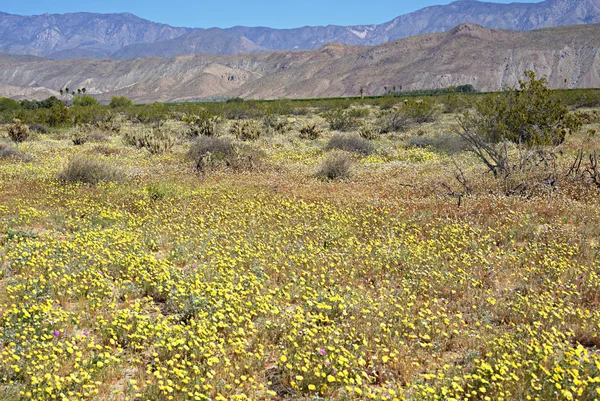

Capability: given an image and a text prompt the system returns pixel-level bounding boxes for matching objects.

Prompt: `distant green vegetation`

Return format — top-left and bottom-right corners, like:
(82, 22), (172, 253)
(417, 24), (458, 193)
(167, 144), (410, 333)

(1, 87), (599, 128)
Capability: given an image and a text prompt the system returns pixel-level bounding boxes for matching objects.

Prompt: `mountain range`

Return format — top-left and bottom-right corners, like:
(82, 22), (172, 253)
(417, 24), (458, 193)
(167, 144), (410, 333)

(1, 23), (599, 102)
(1, 0), (600, 59)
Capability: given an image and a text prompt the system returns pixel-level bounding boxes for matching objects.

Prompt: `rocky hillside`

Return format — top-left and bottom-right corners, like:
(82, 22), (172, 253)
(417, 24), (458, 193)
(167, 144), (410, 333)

(1, 0), (599, 59)
(1, 23), (599, 102)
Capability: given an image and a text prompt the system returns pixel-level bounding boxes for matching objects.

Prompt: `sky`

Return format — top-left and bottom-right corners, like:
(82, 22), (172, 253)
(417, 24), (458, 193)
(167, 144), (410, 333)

(0, 0), (540, 29)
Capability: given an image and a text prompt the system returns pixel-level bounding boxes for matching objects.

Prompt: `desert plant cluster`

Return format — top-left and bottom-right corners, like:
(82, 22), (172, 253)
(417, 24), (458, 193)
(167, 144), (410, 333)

(0, 74), (599, 401)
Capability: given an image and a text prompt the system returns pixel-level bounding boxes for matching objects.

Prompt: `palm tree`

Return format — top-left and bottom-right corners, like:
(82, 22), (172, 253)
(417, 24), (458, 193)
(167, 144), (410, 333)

(77, 89), (81, 95)
(82, 88), (86, 95)
(65, 87), (69, 95)
(59, 89), (64, 97)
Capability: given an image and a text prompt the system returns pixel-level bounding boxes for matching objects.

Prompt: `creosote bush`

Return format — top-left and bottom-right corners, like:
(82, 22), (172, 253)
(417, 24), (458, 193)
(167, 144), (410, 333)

(109, 96), (134, 109)
(72, 95), (99, 108)
(316, 151), (352, 180)
(323, 109), (359, 131)
(461, 71), (582, 147)
(58, 155), (123, 184)
(325, 134), (374, 155)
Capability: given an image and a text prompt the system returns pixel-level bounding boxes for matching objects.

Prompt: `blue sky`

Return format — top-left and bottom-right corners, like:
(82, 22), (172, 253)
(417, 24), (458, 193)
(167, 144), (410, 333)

(1, 0), (540, 29)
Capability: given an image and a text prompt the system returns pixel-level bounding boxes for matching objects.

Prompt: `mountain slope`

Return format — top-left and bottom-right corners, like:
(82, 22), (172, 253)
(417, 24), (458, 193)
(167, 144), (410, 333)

(1, 0), (600, 59)
(1, 23), (599, 102)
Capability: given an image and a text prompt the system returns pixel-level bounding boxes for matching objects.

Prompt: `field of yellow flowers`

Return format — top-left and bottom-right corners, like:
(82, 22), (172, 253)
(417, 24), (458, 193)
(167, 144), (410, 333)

(1, 112), (600, 401)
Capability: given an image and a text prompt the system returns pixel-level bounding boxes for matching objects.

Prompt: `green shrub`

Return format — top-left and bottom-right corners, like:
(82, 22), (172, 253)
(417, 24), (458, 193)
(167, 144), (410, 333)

(0, 97), (20, 112)
(316, 151), (352, 181)
(146, 182), (174, 201)
(59, 155), (123, 184)
(325, 134), (373, 155)
(401, 99), (441, 123)
(457, 71), (583, 180)
(376, 109), (412, 133)
(323, 109), (359, 131)
(376, 99), (441, 133)
(460, 71), (582, 147)
(109, 96), (134, 109)
(73, 95), (99, 107)
(229, 120), (262, 141)
(47, 103), (71, 127)
(7, 119), (30, 143)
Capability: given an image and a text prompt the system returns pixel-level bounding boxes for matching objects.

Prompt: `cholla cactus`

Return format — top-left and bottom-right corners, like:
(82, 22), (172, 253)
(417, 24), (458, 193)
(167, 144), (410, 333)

(123, 127), (175, 154)
(7, 119), (30, 144)
(229, 120), (262, 141)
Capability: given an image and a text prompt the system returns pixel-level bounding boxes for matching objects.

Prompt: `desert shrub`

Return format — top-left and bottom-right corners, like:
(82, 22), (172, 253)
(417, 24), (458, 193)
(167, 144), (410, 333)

(188, 137), (263, 172)
(376, 99), (441, 133)
(0, 97), (20, 112)
(146, 182), (175, 201)
(316, 151), (352, 181)
(376, 109), (412, 133)
(109, 96), (134, 109)
(457, 71), (583, 189)
(323, 109), (359, 131)
(58, 155), (123, 184)
(134, 103), (170, 124)
(299, 123), (322, 140)
(401, 99), (441, 123)
(123, 127), (174, 154)
(461, 71), (582, 147)
(229, 120), (262, 141)
(183, 111), (221, 137)
(47, 103), (71, 127)
(73, 95), (99, 107)
(7, 119), (30, 143)
(358, 122), (380, 140)
(408, 133), (467, 154)
(28, 123), (50, 134)
(0, 143), (30, 161)
(346, 107), (370, 119)
(70, 125), (108, 146)
(325, 134), (373, 155)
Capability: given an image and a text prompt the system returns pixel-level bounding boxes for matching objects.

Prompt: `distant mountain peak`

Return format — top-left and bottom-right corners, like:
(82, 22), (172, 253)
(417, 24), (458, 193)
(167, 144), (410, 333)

(0, 0), (599, 59)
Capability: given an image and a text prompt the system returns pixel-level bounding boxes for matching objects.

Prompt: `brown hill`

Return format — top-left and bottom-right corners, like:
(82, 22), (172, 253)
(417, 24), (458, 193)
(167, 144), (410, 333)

(1, 23), (599, 102)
